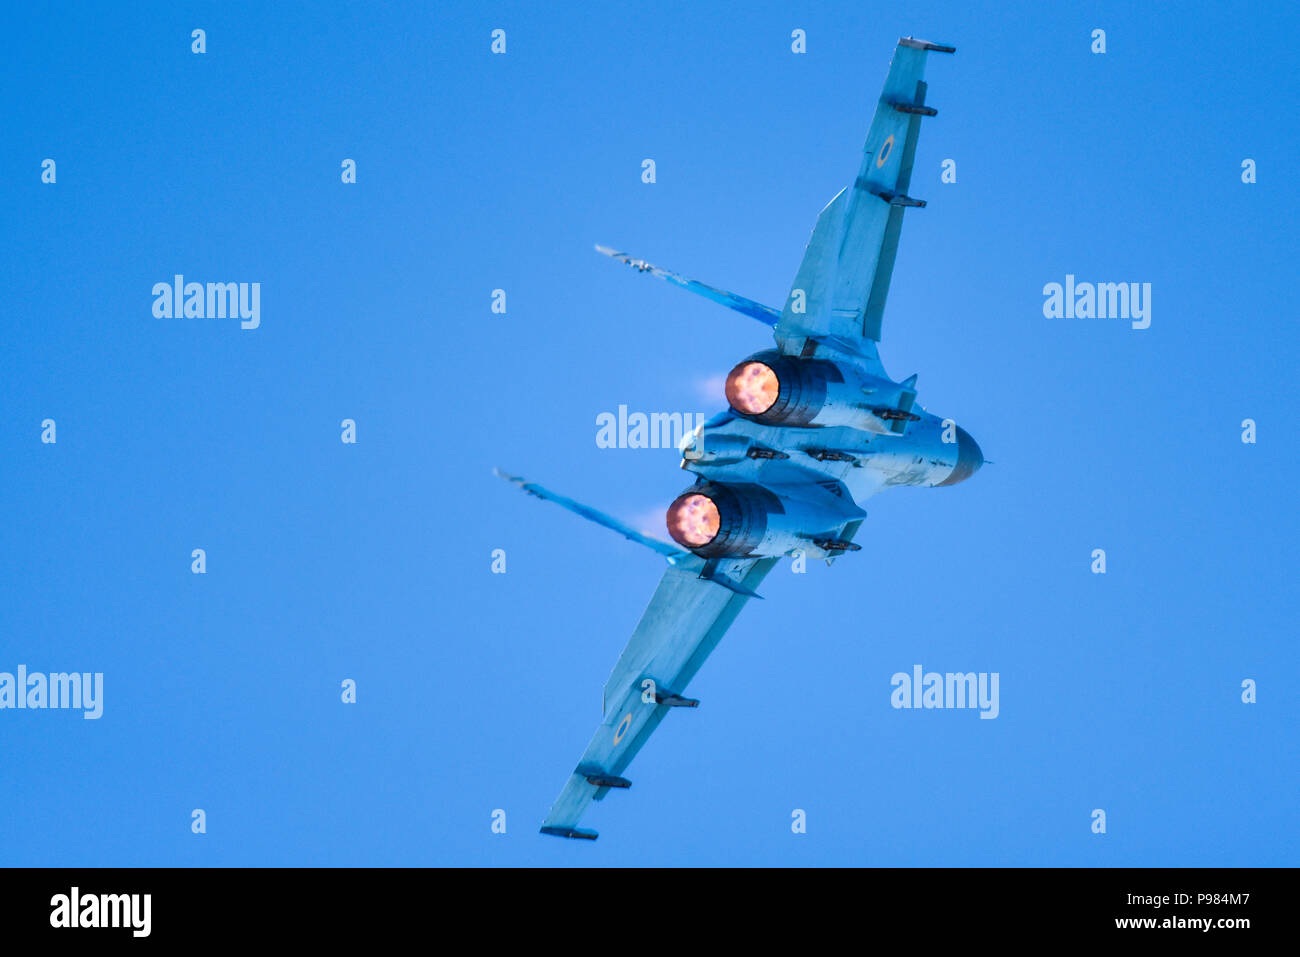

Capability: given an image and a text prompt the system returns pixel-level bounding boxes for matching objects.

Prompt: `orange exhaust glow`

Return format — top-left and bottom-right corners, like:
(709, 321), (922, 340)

(725, 361), (779, 415)
(666, 493), (721, 548)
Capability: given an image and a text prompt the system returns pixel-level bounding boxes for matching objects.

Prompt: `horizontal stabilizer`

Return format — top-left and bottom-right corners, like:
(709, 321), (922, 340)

(495, 469), (687, 561)
(700, 561), (764, 599)
(596, 245), (780, 326)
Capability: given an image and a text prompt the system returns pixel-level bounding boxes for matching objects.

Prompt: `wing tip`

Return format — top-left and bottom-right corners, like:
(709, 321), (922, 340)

(898, 36), (956, 53)
(540, 825), (599, 841)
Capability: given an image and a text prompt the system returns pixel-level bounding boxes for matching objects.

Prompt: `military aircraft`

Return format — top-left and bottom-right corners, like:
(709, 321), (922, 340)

(499, 37), (982, 840)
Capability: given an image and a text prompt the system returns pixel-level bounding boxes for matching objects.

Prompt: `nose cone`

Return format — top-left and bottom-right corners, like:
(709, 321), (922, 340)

(936, 426), (983, 486)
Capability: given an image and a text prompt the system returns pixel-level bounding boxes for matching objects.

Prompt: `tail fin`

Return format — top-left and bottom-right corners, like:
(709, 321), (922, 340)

(595, 245), (779, 326)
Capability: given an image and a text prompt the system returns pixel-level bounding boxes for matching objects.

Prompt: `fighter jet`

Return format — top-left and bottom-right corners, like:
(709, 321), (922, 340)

(499, 37), (981, 840)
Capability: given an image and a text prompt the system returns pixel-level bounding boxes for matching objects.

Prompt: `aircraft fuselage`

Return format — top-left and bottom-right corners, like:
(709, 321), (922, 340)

(669, 348), (983, 562)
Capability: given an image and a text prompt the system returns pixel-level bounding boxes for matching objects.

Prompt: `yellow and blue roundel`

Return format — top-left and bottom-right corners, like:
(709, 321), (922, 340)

(613, 713), (633, 744)
(875, 133), (895, 168)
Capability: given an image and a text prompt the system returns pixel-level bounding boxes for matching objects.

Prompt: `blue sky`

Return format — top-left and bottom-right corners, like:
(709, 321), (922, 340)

(1, 1), (1296, 865)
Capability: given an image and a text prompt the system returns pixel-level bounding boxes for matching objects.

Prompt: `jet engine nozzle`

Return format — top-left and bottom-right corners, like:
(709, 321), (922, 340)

(665, 492), (723, 547)
(723, 351), (835, 427)
(724, 360), (781, 415)
(666, 482), (777, 557)
(666, 481), (857, 559)
(723, 350), (914, 434)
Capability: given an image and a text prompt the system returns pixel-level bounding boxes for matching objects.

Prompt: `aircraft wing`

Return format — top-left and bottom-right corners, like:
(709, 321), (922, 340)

(774, 37), (953, 360)
(540, 555), (778, 839)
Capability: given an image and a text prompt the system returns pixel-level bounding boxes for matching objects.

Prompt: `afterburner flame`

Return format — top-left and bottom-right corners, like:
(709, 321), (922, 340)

(725, 361), (779, 415)
(666, 493), (721, 548)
